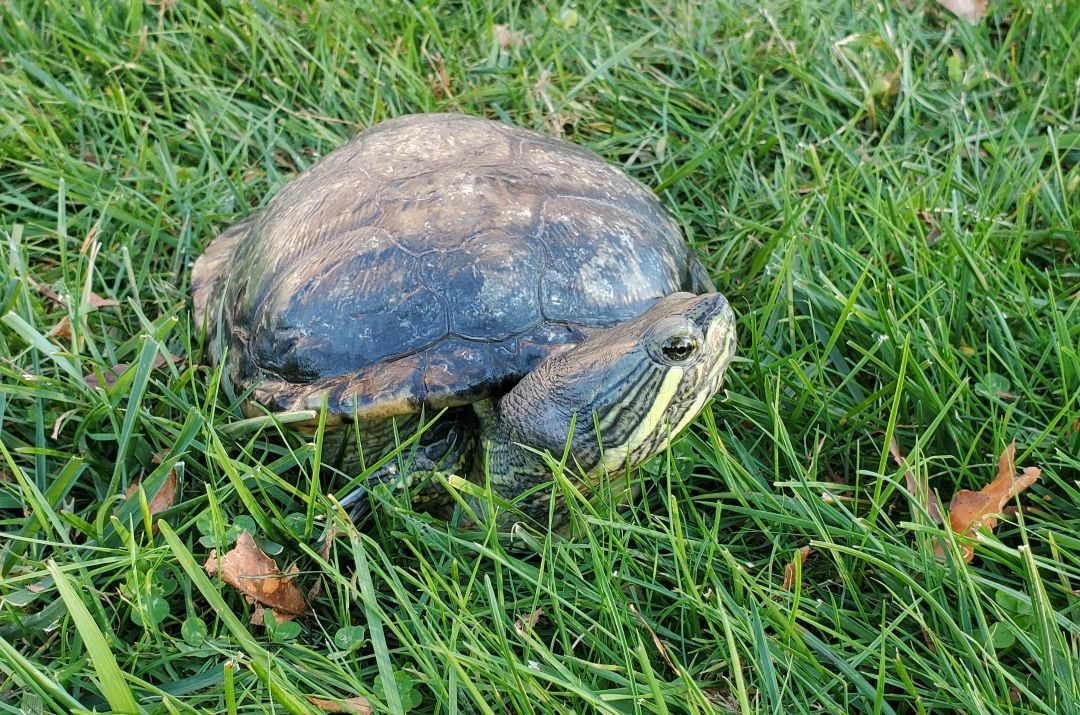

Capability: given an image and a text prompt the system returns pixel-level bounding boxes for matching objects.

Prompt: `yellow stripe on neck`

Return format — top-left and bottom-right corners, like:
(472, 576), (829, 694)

(601, 366), (683, 472)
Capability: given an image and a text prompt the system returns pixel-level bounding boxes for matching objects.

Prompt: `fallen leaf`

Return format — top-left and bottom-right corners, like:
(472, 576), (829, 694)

(916, 209), (942, 245)
(629, 603), (676, 671)
(47, 315), (73, 342)
(423, 48), (453, 100)
(124, 466), (178, 521)
(938, 443), (1040, 563)
(205, 531), (306, 623)
(84, 363), (128, 389)
(934, 0), (987, 23)
(308, 695), (373, 715)
(84, 354), (182, 389)
(50, 409), (78, 440)
(306, 527), (342, 603)
(781, 546), (812, 591)
(514, 608), (544, 636)
(87, 292), (119, 309)
(29, 277), (65, 305)
(889, 438), (944, 524)
(493, 24), (525, 49)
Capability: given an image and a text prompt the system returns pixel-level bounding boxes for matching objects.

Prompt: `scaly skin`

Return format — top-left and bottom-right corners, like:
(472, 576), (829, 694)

(191, 114), (740, 531)
(342, 292), (736, 529)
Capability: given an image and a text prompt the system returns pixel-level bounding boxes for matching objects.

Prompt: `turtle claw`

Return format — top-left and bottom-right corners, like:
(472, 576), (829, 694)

(337, 454), (450, 523)
(338, 485), (371, 522)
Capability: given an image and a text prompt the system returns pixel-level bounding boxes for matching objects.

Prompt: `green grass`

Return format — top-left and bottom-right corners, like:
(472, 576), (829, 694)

(1, 1), (1078, 713)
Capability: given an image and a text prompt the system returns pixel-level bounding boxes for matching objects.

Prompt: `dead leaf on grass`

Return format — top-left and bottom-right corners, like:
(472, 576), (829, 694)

(937, 442), (1040, 563)
(205, 531), (306, 624)
(124, 464), (178, 523)
(87, 292), (120, 309)
(781, 546), (813, 591)
(83, 354), (182, 389)
(629, 603), (676, 671)
(889, 438), (945, 525)
(493, 24), (525, 49)
(29, 277), (65, 306)
(934, 0), (987, 24)
(47, 315), (73, 342)
(514, 608), (544, 636)
(50, 409), (78, 440)
(308, 695), (373, 715)
(306, 526), (342, 603)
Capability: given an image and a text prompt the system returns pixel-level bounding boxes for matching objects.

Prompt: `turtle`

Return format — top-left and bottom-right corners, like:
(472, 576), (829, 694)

(191, 113), (736, 530)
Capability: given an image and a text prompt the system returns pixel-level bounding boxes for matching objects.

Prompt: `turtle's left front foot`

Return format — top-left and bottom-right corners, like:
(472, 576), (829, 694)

(336, 455), (442, 523)
(337, 483), (372, 522)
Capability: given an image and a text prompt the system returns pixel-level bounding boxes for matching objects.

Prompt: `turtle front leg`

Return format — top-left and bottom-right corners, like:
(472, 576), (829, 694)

(337, 454), (441, 520)
(337, 414), (474, 521)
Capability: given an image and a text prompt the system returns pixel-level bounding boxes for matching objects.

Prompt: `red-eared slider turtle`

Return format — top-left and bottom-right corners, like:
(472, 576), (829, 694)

(192, 113), (736, 529)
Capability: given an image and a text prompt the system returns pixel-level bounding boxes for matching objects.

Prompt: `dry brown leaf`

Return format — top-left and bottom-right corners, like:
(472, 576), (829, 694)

(27, 276), (117, 309)
(51, 409), (78, 440)
(493, 24), (525, 49)
(84, 363), (129, 389)
(514, 608), (544, 636)
(629, 603), (676, 671)
(124, 466), (178, 520)
(87, 292), (120, 309)
(205, 531), (306, 623)
(84, 354), (181, 389)
(934, 0), (987, 23)
(889, 438), (944, 525)
(424, 49), (453, 99)
(47, 315), (73, 342)
(29, 277), (65, 305)
(308, 695), (373, 715)
(937, 443), (1041, 563)
(306, 527), (342, 603)
(781, 546), (812, 591)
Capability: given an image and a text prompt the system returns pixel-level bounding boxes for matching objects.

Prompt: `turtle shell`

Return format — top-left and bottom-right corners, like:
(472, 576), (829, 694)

(192, 113), (713, 419)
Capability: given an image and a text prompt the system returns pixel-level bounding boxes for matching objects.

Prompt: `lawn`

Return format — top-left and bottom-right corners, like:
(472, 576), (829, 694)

(1, 1), (1078, 713)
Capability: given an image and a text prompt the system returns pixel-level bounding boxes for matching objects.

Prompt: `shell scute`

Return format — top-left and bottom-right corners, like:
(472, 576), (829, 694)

(192, 113), (707, 417)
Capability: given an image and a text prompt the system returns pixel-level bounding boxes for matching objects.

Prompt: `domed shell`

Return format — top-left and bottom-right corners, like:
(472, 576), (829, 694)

(192, 113), (713, 419)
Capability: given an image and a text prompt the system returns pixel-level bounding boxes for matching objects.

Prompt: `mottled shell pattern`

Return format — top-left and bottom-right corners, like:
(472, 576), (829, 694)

(191, 113), (713, 418)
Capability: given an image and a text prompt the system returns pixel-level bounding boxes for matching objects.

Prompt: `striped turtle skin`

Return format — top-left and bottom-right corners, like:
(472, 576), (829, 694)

(192, 113), (736, 529)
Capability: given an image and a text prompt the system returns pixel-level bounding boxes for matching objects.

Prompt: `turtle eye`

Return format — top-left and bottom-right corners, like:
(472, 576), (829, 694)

(661, 335), (697, 362)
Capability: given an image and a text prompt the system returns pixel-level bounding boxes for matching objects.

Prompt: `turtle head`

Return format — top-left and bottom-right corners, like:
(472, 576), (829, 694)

(496, 292), (736, 479)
